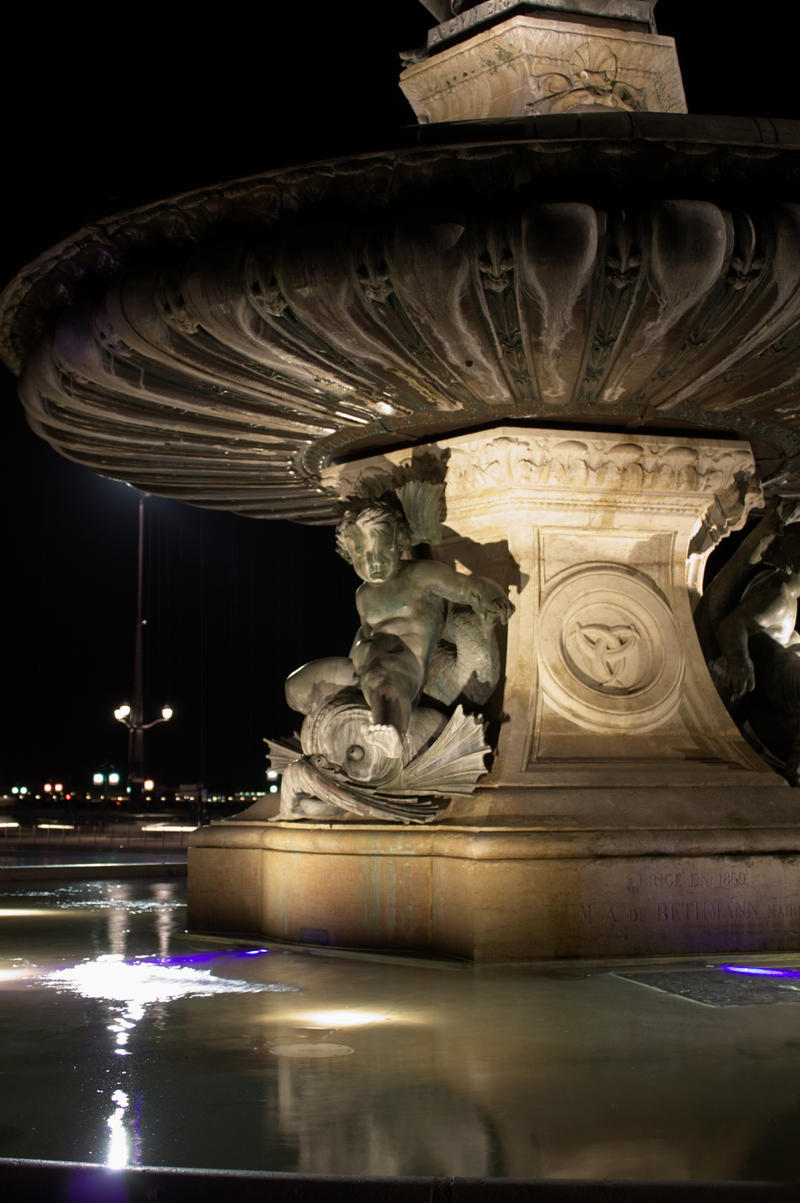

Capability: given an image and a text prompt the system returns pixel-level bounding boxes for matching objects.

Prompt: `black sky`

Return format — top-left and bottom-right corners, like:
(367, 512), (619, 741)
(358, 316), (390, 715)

(1, 2), (797, 792)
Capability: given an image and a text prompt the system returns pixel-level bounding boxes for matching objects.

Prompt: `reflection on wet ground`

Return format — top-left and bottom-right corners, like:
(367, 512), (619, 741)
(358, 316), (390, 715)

(2, 876), (800, 1182)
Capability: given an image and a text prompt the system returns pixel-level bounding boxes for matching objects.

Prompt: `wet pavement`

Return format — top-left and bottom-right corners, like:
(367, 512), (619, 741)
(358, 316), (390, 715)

(2, 873), (800, 1183)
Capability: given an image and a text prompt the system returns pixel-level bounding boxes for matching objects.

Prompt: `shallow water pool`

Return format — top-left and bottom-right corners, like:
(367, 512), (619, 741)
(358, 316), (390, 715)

(2, 875), (800, 1181)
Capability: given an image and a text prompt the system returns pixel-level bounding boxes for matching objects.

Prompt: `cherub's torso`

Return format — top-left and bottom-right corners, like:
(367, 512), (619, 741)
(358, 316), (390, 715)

(355, 562), (448, 668)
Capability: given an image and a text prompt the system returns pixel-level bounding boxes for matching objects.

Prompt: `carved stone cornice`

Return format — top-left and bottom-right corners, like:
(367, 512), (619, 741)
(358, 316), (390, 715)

(325, 428), (761, 532)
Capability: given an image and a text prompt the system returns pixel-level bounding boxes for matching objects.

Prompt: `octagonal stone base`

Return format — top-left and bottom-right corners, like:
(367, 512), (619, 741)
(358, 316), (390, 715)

(188, 425), (800, 960)
(188, 783), (800, 961)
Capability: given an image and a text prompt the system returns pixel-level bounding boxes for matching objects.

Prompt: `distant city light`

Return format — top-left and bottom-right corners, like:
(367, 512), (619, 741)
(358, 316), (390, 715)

(266, 770), (278, 781)
(55, 783), (63, 792)
(44, 783), (52, 793)
(269, 785), (279, 793)
(93, 772), (104, 785)
(161, 706), (173, 721)
(143, 779), (155, 792)
(109, 772), (121, 786)
(114, 704), (132, 721)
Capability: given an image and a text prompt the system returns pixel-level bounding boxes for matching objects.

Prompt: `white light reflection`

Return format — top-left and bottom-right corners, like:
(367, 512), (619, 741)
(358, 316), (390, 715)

(0, 909), (56, 918)
(106, 1089), (130, 1169)
(0, 967), (31, 982)
(140, 824), (197, 832)
(44, 954), (282, 1007)
(43, 955), (295, 1168)
(298, 1009), (390, 1028)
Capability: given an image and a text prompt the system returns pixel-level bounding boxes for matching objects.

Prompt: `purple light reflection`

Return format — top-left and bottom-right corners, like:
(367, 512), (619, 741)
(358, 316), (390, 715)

(131, 949), (270, 967)
(718, 964), (800, 978)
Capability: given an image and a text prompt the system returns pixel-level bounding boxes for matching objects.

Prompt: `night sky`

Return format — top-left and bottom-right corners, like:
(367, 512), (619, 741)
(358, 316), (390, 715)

(0, 3), (797, 793)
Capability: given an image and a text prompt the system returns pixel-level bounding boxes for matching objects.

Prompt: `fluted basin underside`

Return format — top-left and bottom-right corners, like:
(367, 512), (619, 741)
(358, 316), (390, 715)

(4, 114), (800, 521)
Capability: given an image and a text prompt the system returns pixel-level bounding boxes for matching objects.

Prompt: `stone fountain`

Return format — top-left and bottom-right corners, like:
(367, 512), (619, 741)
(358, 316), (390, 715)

(4, 0), (800, 959)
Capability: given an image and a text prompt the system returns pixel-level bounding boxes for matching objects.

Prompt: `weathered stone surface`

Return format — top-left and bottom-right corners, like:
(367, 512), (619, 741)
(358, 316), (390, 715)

(6, 122), (800, 517)
(188, 788), (800, 959)
(188, 426), (800, 959)
(325, 427), (770, 790)
(401, 15), (686, 123)
(423, 1), (659, 54)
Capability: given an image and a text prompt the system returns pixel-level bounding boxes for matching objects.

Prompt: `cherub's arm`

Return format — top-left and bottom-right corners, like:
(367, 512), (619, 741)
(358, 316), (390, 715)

(415, 561), (513, 623)
(717, 582), (785, 699)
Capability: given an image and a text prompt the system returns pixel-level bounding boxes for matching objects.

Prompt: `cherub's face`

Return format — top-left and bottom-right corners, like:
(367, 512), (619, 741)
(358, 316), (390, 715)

(345, 520), (402, 584)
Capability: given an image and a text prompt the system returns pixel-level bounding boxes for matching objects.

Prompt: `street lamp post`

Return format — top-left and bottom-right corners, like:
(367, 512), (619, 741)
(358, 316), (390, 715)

(114, 493), (174, 806)
(114, 703), (173, 805)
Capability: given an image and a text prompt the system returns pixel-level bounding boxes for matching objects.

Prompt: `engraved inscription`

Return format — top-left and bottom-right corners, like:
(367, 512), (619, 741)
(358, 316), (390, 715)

(626, 870), (749, 892)
(656, 900), (758, 922)
(767, 902), (800, 919)
(577, 864), (799, 932)
(579, 900), (757, 923)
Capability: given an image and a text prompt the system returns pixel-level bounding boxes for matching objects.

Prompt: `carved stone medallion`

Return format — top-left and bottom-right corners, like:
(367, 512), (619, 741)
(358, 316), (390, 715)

(537, 565), (684, 732)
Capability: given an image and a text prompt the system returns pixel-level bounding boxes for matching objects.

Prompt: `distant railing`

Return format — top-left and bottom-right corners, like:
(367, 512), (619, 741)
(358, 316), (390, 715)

(0, 807), (243, 850)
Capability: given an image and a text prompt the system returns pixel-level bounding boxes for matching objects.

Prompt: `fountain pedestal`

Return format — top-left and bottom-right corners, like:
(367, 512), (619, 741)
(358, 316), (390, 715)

(189, 427), (800, 960)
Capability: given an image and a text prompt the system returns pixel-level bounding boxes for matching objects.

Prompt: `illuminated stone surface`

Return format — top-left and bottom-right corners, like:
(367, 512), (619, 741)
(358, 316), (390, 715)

(326, 427), (768, 788)
(189, 427), (800, 960)
(6, 11), (800, 960)
(400, 13), (686, 122)
(189, 820), (800, 960)
(5, 120), (800, 516)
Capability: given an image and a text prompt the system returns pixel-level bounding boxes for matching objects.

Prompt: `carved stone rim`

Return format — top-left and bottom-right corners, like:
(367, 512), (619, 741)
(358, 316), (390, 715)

(5, 117), (800, 520)
(4, 112), (800, 375)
